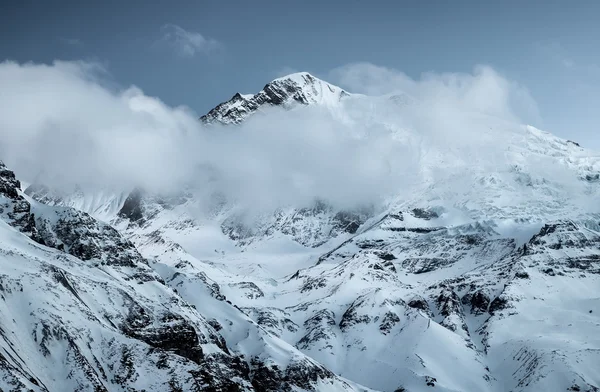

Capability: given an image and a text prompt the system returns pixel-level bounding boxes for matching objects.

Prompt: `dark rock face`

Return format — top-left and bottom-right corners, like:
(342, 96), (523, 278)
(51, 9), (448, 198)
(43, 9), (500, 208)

(201, 93), (261, 125)
(297, 310), (337, 349)
(402, 257), (453, 274)
(35, 208), (147, 268)
(356, 239), (385, 249)
(437, 288), (462, 318)
(249, 360), (283, 392)
(411, 208), (439, 220)
(526, 221), (600, 274)
(376, 251), (397, 261)
(389, 211), (404, 221)
(461, 290), (491, 315)
(242, 307), (299, 337)
(0, 162), (22, 199)
(248, 357), (339, 392)
(379, 311), (401, 334)
(300, 276), (327, 293)
(515, 270), (530, 279)
(231, 281), (265, 299)
(332, 210), (364, 234)
(0, 161), (43, 243)
(425, 376), (437, 387)
(340, 298), (372, 332)
(566, 255), (600, 273)
(1, 162), (148, 272)
(585, 173), (600, 182)
(284, 360), (337, 391)
(122, 309), (204, 364)
(567, 383), (600, 392)
(118, 188), (144, 223)
(407, 296), (431, 314)
(436, 288), (469, 335)
(489, 296), (509, 315)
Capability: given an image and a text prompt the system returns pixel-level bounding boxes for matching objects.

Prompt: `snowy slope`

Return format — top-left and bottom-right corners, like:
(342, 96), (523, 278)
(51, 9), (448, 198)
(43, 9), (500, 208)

(13, 72), (600, 392)
(0, 161), (370, 392)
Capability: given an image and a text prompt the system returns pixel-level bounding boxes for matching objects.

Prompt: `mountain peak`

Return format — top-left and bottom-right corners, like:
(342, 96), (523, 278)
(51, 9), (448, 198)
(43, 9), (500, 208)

(200, 72), (349, 125)
(271, 71), (317, 84)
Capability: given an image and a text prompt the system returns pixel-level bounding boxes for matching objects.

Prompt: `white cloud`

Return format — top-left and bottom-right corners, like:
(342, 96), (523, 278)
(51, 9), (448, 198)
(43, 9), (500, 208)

(329, 63), (415, 96)
(330, 62), (541, 126)
(159, 24), (221, 58)
(0, 60), (592, 219)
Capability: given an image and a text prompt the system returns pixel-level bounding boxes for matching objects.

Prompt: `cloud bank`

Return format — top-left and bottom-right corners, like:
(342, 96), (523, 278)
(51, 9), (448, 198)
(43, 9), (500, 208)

(0, 60), (594, 219)
(329, 62), (541, 126)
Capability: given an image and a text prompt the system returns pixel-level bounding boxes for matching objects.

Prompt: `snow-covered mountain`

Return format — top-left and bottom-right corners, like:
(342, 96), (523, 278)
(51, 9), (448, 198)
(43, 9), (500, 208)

(2, 72), (600, 392)
(0, 161), (367, 392)
(200, 72), (350, 124)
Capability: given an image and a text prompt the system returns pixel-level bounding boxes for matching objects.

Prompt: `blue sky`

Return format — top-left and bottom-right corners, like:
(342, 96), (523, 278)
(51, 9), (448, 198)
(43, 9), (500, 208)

(1, 0), (599, 147)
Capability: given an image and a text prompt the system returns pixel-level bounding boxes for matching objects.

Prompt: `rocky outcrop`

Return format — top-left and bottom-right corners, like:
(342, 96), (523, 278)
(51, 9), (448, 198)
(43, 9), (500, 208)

(0, 161), (43, 243)
(121, 308), (205, 364)
(34, 207), (149, 269)
(297, 310), (337, 350)
(118, 188), (144, 223)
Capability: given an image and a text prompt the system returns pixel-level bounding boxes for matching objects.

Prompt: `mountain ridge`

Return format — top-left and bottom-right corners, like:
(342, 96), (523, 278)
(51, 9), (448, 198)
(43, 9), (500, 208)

(3, 70), (600, 391)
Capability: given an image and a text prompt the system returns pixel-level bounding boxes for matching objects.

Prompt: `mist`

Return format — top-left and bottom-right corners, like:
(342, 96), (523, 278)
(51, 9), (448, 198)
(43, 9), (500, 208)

(0, 60), (596, 218)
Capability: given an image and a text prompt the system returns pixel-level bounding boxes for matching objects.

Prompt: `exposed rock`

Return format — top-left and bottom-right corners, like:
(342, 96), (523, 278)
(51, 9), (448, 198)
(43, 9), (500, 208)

(340, 298), (372, 332)
(230, 281), (265, 299)
(461, 290), (491, 315)
(411, 208), (439, 220)
(379, 311), (401, 334)
(401, 257), (453, 274)
(122, 309), (204, 364)
(436, 288), (469, 336)
(242, 307), (299, 337)
(489, 295), (510, 315)
(0, 161), (44, 243)
(376, 251), (397, 261)
(118, 188), (144, 223)
(407, 296), (430, 313)
(297, 310), (337, 349)
(35, 208), (148, 268)
(201, 72), (349, 125)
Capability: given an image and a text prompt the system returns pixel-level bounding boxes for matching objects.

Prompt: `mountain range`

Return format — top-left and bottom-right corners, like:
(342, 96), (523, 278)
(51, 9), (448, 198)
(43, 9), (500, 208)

(0, 72), (598, 392)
